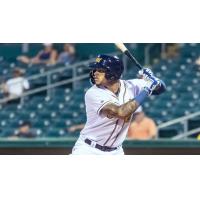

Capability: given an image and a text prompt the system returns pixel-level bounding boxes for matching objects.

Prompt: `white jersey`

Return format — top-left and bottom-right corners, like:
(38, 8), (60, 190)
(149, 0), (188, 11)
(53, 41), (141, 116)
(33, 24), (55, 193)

(80, 79), (147, 147)
(6, 77), (30, 96)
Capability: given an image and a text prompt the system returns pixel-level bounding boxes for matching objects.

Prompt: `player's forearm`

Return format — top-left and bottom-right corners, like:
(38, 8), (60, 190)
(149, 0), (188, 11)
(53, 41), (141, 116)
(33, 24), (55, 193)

(102, 100), (139, 119)
(118, 90), (149, 118)
(118, 100), (139, 118)
(102, 90), (149, 119)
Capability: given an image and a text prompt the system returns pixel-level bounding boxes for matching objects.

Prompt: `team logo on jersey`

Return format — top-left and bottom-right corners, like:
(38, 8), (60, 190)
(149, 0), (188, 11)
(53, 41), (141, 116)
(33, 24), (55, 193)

(96, 57), (102, 63)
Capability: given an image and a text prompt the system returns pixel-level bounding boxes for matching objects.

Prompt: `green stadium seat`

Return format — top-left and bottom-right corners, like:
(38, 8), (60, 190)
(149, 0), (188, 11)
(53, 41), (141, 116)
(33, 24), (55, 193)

(0, 111), (10, 119)
(38, 110), (51, 119)
(32, 120), (45, 129)
(47, 127), (67, 137)
(159, 128), (178, 138)
(0, 128), (15, 137)
(188, 118), (200, 131)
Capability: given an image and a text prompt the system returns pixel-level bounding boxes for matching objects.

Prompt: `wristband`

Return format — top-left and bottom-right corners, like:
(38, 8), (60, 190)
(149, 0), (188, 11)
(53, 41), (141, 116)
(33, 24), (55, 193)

(134, 90), (149, 105)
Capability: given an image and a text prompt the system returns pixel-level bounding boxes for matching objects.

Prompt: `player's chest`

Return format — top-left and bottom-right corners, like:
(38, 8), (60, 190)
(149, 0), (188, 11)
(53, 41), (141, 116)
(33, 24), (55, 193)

(109, 87), (133, 105)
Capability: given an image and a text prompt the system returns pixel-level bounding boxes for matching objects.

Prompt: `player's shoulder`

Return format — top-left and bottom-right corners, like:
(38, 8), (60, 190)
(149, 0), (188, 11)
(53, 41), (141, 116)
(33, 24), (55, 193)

(124, 78), (146, 88)
(85, 85), (104, 98)
(85, 85), (98, 94)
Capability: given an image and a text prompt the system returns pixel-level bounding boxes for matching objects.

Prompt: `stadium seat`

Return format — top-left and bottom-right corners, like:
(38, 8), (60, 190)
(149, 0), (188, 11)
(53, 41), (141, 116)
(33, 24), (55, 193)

(159, 128), (178, 138)
(47, 127), (68, 137)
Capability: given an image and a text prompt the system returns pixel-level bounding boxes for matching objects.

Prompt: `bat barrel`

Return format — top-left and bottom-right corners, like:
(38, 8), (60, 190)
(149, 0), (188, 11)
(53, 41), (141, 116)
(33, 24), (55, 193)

(124, 50), (142, 70)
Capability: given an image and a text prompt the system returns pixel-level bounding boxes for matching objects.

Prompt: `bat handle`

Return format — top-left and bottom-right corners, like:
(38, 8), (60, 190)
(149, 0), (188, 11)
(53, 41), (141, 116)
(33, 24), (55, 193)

(124, 50), (142, 70)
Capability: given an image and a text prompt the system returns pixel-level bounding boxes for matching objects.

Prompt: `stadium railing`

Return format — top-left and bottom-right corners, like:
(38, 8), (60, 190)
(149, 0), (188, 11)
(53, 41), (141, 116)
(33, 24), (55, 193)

(0, 52), (126, 104)
(158, 111), (200, 139)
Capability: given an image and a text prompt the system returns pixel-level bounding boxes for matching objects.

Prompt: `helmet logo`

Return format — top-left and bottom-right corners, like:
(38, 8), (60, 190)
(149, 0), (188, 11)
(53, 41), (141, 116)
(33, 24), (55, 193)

(96, 57), (102, 63)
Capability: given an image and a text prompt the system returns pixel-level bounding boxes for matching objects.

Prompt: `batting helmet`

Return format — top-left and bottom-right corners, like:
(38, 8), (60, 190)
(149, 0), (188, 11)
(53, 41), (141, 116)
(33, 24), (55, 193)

(89, 54), (124, 84)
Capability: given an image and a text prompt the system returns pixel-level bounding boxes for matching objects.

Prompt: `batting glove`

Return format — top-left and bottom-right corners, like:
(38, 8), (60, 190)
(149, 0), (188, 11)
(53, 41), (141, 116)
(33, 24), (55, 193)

(143, 75), (160, 95)
(138, 68), (154, 80)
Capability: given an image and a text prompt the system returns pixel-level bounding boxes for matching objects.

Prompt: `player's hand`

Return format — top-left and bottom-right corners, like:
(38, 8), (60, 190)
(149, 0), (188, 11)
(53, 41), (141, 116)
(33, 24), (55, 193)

(138, 68), (154, 80)
(144, 75), (160, 95)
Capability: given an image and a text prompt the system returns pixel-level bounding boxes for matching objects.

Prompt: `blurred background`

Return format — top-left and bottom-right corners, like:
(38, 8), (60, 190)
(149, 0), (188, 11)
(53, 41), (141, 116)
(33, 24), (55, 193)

(0, 43), (199, 154)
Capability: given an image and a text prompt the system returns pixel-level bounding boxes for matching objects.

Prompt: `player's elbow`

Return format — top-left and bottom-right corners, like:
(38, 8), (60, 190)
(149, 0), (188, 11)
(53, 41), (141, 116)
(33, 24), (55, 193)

(102, 103), (133, 120)
(118, 108), (132, 119)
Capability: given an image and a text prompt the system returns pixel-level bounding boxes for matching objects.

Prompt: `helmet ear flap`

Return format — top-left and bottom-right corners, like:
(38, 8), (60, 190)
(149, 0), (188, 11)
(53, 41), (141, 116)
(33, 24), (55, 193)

(105, 69), (119, 81)
(106, 74), (115, 81)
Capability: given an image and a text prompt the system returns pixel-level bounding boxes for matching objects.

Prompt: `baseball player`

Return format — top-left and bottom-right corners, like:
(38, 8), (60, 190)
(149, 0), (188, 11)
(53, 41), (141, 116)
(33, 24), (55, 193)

(72, 55), (166, 155)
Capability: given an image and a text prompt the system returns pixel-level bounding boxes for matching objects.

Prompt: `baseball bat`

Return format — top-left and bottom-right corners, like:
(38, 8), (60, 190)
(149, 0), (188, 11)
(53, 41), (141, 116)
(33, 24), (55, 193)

(115, 43), (142, 70)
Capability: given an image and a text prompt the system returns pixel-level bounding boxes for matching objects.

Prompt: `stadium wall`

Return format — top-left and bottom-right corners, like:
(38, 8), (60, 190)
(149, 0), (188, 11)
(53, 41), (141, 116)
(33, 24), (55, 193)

(1, 138), (200, 155)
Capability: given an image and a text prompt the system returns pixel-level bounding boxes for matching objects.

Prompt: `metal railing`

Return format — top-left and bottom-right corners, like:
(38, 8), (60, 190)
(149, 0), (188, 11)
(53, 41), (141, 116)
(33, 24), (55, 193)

(0, 61), (91, 104)
(158, 111), (200, 140)
(0, 52), (125, 104)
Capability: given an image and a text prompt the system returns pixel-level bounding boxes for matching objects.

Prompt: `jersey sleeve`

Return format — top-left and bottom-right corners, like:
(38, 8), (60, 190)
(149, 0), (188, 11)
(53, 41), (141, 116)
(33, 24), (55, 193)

(127, 78), (166, 96)
(85, 88), (117, 115)
(126, 79), (147, 97)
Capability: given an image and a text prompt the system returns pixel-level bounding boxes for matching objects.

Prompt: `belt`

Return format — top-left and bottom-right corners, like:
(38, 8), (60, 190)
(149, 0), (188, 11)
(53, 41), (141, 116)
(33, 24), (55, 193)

(84, 139), (117, 152)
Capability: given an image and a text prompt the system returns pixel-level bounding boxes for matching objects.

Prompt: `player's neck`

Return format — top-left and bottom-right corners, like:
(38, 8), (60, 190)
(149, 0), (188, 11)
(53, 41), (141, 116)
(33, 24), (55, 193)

(104, 80), (121, 95)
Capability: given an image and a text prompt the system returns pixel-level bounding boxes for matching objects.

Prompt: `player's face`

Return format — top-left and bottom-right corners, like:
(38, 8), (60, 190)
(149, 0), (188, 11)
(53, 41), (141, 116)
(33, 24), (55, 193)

(93, 69), (107, 86)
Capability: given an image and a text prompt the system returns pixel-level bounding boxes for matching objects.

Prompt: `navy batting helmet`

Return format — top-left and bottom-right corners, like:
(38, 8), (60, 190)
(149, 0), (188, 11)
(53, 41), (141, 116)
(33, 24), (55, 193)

(89, 54), (124, 84)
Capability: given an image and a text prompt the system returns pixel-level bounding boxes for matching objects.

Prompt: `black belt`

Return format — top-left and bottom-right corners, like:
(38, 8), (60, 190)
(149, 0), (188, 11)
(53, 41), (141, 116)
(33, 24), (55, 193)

(84, 139), (117, 152)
